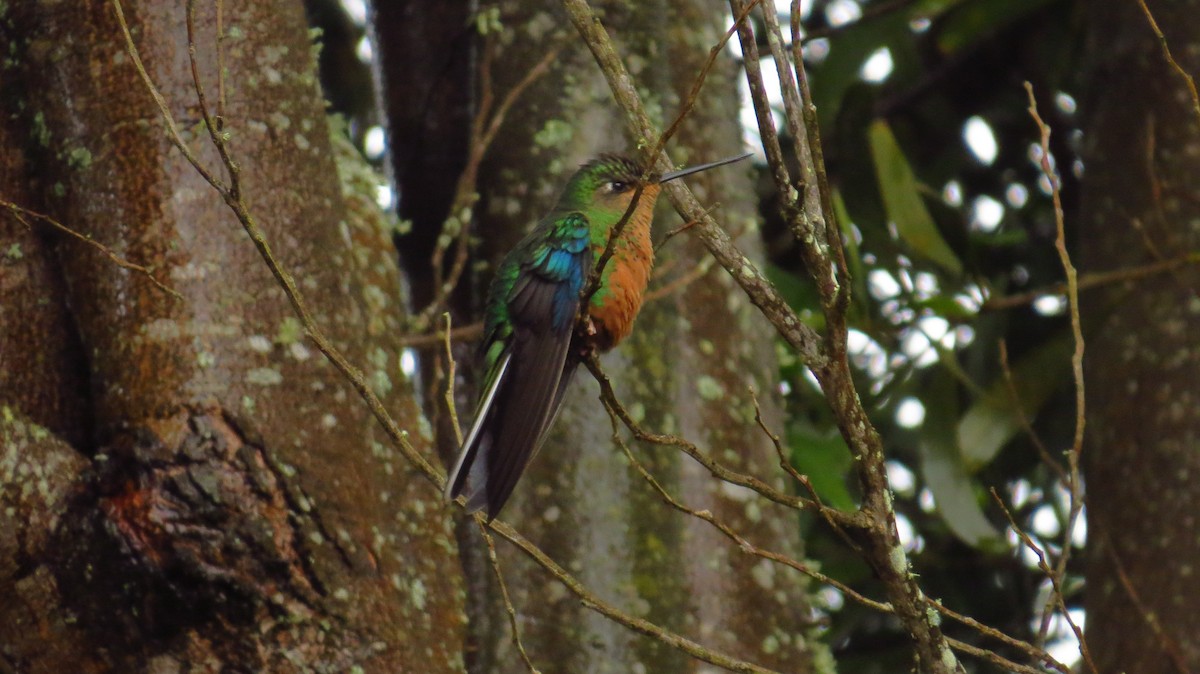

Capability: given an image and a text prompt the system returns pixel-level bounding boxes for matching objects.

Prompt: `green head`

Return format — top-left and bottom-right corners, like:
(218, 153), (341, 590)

(554, 151), (754, 226)
(554, 154), (650, 216)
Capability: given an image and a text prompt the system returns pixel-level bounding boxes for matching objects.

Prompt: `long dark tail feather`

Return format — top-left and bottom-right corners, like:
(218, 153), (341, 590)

(445, 331), (576, 521)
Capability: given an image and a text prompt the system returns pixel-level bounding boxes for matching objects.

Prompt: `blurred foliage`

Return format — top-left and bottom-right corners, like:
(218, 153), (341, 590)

(767, 0), (1087, 669)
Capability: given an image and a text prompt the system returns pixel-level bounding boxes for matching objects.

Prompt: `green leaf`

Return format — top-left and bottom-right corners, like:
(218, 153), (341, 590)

(957, 330), (1074, 470)
(935, 0), (1057, 54)
(868, 120), (963, 275)
(920, 372), (1004, 549)
(788, 425), (857, 511)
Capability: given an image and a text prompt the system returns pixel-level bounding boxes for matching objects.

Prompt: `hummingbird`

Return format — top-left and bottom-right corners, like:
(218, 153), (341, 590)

(445, 151), (752, 520)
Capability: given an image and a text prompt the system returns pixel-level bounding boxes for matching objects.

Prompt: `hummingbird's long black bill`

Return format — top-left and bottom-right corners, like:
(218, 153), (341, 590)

(658, 151), (754, 183)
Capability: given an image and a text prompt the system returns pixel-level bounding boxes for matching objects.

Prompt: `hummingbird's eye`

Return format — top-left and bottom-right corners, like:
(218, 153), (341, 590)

(608, 180), (629, 193)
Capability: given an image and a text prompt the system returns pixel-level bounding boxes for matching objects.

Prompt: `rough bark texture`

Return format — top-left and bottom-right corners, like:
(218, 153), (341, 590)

(384, 1), (823, 671)
(1, 1), (464, 671)
(1081, 0), (1200, 671)
(0, 24), (89, 449)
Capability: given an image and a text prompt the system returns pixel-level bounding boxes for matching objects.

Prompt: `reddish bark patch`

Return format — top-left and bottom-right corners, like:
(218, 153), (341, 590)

(55, 408), (323, 648)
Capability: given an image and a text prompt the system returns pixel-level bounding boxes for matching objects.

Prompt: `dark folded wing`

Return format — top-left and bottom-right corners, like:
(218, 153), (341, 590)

(445, 212), (592, 520)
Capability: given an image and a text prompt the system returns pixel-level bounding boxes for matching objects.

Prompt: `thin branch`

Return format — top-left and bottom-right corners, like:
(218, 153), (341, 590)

(992, 490), (1096, 674)
(112, 0), (225, 191)
(789, 2), (848, 310)
(1101, 531), (1193, 674)
(997, 341), (1068, 484)
(486, 518), (786, 674)
(945, 636), (1057, 674)
(1, 201), (182, 301)
(739, 1), (956, 668)
(449, 314), (538, 674)
(1137, 0), (1200, 125)
(1026, 85), (1089, 668)
(648, 0), (763, 162)
(741, 1), (841, 313)
(601, 402), (892, 616)
(981, 253), (1200, 311)
(399, 321), (484, 349)
(478, 521), (541, 674)
(749, 389), (863, 553)
(935, 602), (1070, 674)
(1025, 90), (1084, 461)
(215, 0), (227, 121)
(441, 313), (465, 447)
(414, 41), (562, 332)
(582, 353), (867, 532)
(187, 0), (240, 196)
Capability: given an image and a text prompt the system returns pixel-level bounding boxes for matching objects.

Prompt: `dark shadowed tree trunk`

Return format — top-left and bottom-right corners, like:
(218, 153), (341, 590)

(1081, 0), (1200, 671)
(381, 2), (824, 672)
(0, 1), (464, 671)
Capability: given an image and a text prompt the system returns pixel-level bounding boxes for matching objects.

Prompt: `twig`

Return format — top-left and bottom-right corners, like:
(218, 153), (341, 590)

(441, 313), (464, 446)
(487, 518), (786, 674)
(399, 321), (484, 349)
(992, 490), (1096, 674)
(982, 253), (1200, 310)
(789, 1), (848, 309)
(602, 403), (891, 616)
(642, 256), (714, 303)
(944, 636), (1058, 674)
(1101, 531), (1193, 674)
(478, 520), (541, 674)
(413, 40), (562, 332)
(738, 0), (840, 312)
(749, 389), (862, 553)
(647, 0), (763, 162)
(1025, 84), (1089, 667)
(935, 602), (1070, 674)
(582, 353), (866, 531)
(186, 0), (240, 195)
(1, 200), (182, 301)
(215, 0), (226, 121)
(1137, 0), (1200, 126)
(997, 341), (1068, 484)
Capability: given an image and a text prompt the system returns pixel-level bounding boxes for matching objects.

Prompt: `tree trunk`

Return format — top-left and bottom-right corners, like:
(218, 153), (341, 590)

(1081, 0), (1200, 671)
(1, 1), (464, 671)
(378, 1), (823, 671)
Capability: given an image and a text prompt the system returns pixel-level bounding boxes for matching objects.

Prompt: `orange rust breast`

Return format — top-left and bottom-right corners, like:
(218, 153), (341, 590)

(588, 186), (659, 351)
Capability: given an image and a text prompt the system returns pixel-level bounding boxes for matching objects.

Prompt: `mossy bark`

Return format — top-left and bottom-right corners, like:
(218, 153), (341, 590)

(1, 1), (464, 671)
